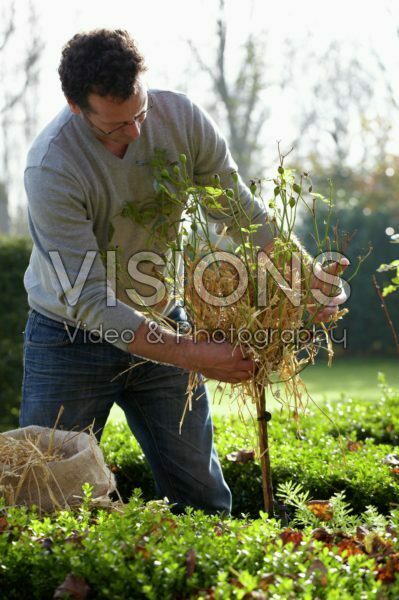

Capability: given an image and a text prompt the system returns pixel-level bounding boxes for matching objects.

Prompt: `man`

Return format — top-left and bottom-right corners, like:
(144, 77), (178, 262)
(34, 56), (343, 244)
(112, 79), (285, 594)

(21, 29), (345, 515)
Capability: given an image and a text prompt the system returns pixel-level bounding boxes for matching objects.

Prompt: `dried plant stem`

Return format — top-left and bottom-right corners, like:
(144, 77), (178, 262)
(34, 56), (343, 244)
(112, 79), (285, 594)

(48, 405), (64, 455)
(372, 275), (399, 355)
(256, 385), (274, 516)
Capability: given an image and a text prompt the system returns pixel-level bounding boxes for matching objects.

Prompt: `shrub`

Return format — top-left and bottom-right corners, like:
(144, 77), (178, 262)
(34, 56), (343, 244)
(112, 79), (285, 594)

(100, 420), (156, 501)
(0, 491), (391, 599)
(321, 377), (399, 445)
(101, 386), (399, 518)
(0, 236), (31, 431)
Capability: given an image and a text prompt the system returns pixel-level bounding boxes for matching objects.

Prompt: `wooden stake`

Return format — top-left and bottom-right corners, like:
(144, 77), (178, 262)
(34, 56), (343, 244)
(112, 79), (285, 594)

(256, 385), (274, 516)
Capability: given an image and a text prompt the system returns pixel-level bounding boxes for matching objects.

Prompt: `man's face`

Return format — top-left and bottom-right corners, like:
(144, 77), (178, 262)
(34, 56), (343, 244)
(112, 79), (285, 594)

(68, 80), (149, 145)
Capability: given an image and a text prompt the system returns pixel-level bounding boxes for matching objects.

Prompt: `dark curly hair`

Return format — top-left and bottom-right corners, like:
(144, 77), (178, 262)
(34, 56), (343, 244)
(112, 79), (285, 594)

(58, 29), (147, 110)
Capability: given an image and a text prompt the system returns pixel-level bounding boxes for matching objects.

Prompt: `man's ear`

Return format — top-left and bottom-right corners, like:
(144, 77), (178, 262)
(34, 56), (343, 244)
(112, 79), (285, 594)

(67, 98), (81, 115)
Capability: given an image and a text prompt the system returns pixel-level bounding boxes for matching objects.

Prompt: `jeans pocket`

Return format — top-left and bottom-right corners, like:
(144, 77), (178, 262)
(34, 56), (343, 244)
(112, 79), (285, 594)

(26, 311), (81, 348)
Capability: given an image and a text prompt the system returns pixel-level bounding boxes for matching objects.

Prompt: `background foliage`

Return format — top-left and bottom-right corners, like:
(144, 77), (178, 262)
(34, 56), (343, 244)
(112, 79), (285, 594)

(0, 236), (31, 430)
(298, 195), (399, 355)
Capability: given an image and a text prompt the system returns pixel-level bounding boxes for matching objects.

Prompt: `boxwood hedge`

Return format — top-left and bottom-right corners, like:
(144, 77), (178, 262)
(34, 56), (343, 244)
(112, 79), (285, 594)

(0, 490), (395, 599)
(101, 382), (399, 518)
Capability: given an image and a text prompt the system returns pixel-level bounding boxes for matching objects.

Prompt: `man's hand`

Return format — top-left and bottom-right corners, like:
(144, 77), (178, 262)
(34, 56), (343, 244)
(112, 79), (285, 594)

(189, 342), (255, 384)
(261, 238), (350, 324)
(307, 257), (350, 323)
(128, 321), (256, 384)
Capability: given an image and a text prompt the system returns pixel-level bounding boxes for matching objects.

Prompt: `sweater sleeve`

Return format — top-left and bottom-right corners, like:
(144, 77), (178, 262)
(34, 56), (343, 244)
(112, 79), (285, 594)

(191, 101), (276, 249)
(24, 165), (146, 352)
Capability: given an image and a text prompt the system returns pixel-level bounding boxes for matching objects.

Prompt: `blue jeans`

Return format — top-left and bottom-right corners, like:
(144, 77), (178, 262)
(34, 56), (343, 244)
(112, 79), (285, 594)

(20, 307), (231, 515)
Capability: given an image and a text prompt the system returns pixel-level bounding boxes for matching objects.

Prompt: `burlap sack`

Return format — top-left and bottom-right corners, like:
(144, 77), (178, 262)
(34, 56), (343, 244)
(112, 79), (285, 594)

(0, 426), (116, 512)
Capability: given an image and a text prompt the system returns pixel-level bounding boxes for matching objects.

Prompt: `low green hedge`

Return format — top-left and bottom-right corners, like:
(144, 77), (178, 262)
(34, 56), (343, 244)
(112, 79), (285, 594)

(2, 383), (399, 597)
(322, 379), (399, 446)
(0, 489), (394, 599)
(0, 236), (31, 431)
(102, 383), (399, 518)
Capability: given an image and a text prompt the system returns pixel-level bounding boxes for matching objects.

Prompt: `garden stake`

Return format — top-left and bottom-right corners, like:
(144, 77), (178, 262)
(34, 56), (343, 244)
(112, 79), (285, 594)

(256, 385), (274, 516)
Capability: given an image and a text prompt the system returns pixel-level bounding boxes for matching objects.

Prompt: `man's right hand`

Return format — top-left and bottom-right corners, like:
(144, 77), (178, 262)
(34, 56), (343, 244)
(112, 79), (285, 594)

(187, 341), (256, 384)
(128, 321), (255, 384)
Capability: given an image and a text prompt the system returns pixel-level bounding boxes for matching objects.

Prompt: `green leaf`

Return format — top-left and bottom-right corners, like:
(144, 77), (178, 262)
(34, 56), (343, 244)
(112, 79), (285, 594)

(204, 186), (223, 197)
(382, 284), (398, 297)
(377, 260), (399, 275)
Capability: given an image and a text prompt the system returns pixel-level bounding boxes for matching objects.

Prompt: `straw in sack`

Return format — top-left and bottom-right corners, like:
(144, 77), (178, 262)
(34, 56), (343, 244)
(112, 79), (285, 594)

(0, 425), (116, 513)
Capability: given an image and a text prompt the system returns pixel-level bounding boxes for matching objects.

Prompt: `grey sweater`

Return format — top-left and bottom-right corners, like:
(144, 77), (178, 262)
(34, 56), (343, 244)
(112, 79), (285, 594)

(24, 89), (275, 352)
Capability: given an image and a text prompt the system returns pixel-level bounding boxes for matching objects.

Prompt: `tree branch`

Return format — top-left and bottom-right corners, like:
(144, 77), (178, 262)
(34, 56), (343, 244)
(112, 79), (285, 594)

(0, 2), (16, 53)
(372, 275), (399, 356)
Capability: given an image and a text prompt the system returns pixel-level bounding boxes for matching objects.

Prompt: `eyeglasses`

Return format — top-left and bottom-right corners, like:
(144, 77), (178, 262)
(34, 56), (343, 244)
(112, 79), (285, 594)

(84, 95), (153, 136)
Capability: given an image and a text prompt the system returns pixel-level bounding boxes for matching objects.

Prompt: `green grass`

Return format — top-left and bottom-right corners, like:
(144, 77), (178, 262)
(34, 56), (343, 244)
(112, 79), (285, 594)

(108, 356), (399, 423)
(301, 356), (399, 402)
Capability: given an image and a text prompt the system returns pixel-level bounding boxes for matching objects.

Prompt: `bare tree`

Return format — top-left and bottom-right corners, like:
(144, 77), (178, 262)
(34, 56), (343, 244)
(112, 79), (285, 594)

(188, 0), (269, 181)
(0, 0), (43, 235)
(291, 40), (381, 170)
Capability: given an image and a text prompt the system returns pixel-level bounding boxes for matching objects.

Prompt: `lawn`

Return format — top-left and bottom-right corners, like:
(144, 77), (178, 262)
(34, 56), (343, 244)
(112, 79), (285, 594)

(108, 356), (399, 423)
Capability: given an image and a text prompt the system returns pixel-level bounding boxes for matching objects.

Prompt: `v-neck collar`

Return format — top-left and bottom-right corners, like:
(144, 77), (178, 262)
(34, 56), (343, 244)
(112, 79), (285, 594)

(73, 112), (138, 167)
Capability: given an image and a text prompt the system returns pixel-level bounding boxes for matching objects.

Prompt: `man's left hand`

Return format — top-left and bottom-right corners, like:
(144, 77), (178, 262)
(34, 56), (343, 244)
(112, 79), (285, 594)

(307, 257), (350, 323)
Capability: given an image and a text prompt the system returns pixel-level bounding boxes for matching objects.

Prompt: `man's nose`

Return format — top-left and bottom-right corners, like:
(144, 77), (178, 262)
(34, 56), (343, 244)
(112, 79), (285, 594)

(125, 120), (141, 137)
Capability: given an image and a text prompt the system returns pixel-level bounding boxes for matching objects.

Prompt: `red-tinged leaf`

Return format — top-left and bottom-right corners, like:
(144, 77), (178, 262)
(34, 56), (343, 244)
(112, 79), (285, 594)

(64, 531), (84, 547)
(356, 526), (370, 541)
(364, 533), (389, 555)
(311, 527), (333, 543)
(347, 440), (362, 452)
(200, 588), (216, 600)
(135, 544), (150, 559)
(306, 559), (328, 587)
(386, 525), (398, 538)
(376, 558), (399, 583)
(386, 554), (399, 569)
(230, 577), (245, 589)
(214, 525), (223, 536)
(53, 573), (91, 600)
(337, 538), (363, 556)
(150, 517), (176, 534)
(391, 468), (399, 475)
(258, 574), (275, 590)
(280, 527), (303, 546)
(307, 500), (333, 521)
(386, 424), (394, 433)
(156, 517), (177, 531)
(0, 517), (9, 533)
(186, 549), (196, 578)
(225, 449), (255, 464)
(377, 567), (396, 583)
